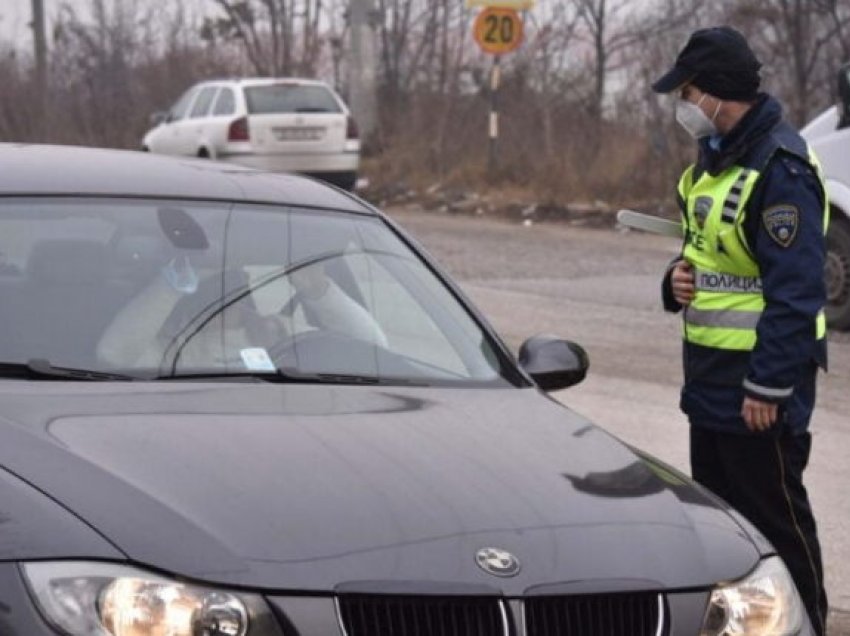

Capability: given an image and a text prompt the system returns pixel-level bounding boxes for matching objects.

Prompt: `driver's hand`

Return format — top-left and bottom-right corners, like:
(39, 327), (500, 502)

(291, 266), (330, 300)
(246, 313), (290, 347)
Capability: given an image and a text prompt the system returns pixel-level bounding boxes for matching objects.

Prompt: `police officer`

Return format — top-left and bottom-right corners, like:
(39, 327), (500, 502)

(653, 26), (829, 635)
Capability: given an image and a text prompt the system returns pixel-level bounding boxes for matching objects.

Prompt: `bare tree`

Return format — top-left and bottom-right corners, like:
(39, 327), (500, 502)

(724, 0), (848, 124)
(575, 0), (696, 121)
(8, 0), (235, 147)
(520, 2), (583, 161)
(203, 0), (326, 76)
(813, 0), (850, 104)
(375, 0), (423, 105)
(31, 0), (49, 122)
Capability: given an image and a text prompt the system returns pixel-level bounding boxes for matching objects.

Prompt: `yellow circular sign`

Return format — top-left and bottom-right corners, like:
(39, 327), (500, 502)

(473, 8), (523, 55)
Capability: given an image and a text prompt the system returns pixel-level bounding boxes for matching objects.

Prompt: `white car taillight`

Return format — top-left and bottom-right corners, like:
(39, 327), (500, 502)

(346, 116), (359, 140)
(228, 116), (250, 142)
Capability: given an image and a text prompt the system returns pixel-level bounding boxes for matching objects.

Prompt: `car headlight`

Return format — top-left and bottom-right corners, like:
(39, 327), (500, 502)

(21, 561), (284, 636)
(699, 556), (806, 636)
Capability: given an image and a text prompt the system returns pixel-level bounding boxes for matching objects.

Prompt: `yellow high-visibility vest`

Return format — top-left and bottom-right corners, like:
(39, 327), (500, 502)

(677, 150), (828, 351)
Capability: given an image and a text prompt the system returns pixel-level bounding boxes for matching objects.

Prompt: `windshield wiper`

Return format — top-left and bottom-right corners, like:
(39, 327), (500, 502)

(153, 370), (423, 386)
(152, 370), (314, 383)
(311, 373), (420, 386)
(0, 359), (139, 381)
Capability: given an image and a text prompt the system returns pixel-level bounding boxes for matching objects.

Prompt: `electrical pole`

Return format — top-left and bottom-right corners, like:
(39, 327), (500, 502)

(31, 0), (48, 129)
(348, 0), (378, 143)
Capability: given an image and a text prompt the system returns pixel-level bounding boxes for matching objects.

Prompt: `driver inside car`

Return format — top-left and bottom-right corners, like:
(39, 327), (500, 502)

(289, 261), (388, 349)
(97, 255), (389, 374)
(97, 259), (290, 372)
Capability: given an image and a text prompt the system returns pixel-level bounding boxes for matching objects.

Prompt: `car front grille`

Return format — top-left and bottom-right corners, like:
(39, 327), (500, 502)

(335, 592), (665, 636)
(524, 592), (664, 636)
(337, 595), (508, 636)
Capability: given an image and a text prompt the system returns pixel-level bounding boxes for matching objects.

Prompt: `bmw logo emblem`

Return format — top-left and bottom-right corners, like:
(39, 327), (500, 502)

(475, 547), (521, 577)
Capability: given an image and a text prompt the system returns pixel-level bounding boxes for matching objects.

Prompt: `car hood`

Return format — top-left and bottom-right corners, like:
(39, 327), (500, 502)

(0, 381), (761, 595)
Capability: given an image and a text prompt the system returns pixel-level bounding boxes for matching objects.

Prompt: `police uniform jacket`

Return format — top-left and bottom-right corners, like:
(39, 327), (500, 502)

(662, 94), (828, 434)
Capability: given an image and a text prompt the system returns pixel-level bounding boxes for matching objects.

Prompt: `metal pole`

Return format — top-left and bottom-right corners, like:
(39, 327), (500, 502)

(488, 55), (501, 176)
(349, 0), (377, 142)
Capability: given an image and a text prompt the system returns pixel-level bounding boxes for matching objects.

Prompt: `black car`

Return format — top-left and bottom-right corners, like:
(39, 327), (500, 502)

(0, 144), (811, 635)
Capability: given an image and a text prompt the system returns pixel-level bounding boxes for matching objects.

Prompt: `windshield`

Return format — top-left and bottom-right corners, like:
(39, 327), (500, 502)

(0, 198), (513, 385)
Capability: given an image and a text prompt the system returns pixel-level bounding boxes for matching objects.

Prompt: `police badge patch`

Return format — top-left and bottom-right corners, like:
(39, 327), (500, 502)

(694, 196), (713, 229)
(762, 204), (799, 248)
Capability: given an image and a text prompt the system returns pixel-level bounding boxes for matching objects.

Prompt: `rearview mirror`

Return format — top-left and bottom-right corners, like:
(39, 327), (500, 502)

(518, 335), (589, 391)
(157, 208), (209, 250)
(150, 111), (169, 126)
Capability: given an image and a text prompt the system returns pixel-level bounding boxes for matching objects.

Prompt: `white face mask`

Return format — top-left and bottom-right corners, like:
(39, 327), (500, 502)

(161, 255), (199, 294)
(675, 93), (721, 139)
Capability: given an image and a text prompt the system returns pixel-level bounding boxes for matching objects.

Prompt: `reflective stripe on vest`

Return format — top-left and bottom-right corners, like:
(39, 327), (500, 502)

(686, 306), (762, 329)
(720, 169), (752, 223)
(678, 148), (828, 351)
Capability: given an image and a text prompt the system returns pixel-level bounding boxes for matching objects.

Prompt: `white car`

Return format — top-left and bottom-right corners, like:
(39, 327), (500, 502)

(142, 78), (361, 190)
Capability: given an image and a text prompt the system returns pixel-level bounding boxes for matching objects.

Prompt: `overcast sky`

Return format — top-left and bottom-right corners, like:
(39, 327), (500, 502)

(0, 0), (210, 51)
(0, 0), (105, 50)
(0, 0), (33, 48)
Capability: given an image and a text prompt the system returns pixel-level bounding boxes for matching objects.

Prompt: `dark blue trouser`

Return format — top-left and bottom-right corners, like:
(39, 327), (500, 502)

(690, 427), (828, 636)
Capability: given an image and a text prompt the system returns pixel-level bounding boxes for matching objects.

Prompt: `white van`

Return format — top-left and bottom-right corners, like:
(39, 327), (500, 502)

(142, 78), (361, 190)
(801, 63), (850, 329)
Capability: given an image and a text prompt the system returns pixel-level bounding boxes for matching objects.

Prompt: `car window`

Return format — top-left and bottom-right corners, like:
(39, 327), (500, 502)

(244, 84), (343, 114)
(0, 199), (513, 386)
(189, 87), (218, 119)
(212, 87), (236, 116)
(169, 87), (200, 121)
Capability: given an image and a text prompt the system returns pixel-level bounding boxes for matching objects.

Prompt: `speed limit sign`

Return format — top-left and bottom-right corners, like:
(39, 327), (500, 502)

(473, 7), (524, 55)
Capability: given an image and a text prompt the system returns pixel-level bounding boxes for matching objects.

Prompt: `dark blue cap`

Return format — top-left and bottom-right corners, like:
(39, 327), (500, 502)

(652, 26), (762, 100)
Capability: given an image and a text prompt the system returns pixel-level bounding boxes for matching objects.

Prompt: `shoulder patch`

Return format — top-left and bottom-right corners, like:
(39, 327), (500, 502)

(762, 204), (799, 248)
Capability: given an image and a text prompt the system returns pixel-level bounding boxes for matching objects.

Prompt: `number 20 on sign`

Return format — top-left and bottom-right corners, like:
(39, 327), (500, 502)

(473, 7), (524, 55)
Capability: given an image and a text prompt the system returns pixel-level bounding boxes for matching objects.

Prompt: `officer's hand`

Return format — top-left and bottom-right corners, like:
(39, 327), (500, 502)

(671, 260), (695, 306)
(741, 396), (779, 432)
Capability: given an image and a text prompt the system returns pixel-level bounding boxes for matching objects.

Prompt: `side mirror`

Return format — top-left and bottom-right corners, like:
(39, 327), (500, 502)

(518, 335), (589, 391)
(150, 111), (169, 126)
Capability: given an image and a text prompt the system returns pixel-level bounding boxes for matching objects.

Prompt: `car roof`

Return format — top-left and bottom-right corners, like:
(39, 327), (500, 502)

(0, 144), (372, 214)
(205, 77), (335, 88)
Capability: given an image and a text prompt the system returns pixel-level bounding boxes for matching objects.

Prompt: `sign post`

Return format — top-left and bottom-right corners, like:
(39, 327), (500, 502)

(466, 0), (534, 8)
(488, 55), (501, 174)
(472, 6), (525, 178)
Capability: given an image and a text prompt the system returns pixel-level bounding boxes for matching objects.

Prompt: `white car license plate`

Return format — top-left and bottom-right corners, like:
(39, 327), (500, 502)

(273, 127), (325, 141)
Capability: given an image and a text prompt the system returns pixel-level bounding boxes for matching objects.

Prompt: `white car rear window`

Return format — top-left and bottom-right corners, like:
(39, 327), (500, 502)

(244, 85), (343, 115)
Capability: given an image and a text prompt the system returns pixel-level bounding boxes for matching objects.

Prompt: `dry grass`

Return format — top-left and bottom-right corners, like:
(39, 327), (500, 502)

(363, 93), (685, 215)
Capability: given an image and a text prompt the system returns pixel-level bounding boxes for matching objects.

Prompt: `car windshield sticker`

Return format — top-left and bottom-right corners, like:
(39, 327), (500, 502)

(762, 204), (799, 248)
(240, 347), (276, 372)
